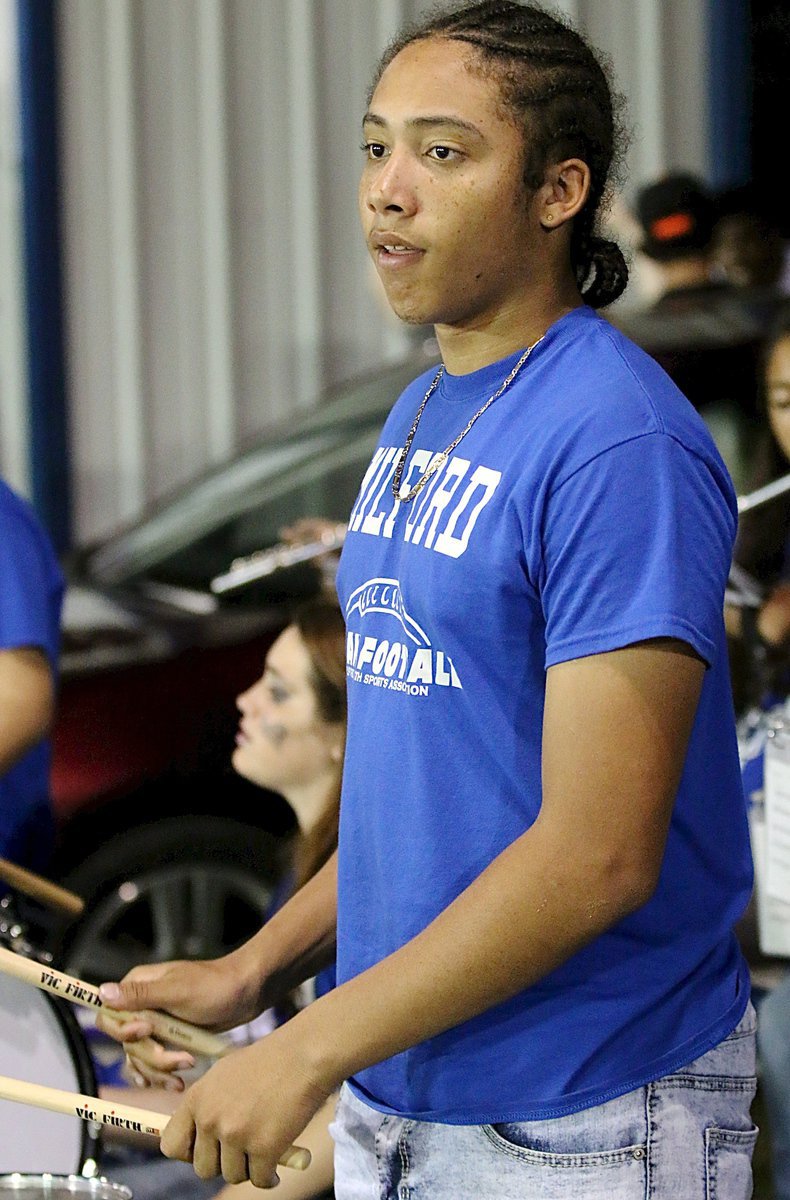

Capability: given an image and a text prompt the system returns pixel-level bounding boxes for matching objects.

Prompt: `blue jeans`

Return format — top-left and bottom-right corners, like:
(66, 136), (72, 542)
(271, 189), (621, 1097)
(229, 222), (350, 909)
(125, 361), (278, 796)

(330, 1003), (757, 1199)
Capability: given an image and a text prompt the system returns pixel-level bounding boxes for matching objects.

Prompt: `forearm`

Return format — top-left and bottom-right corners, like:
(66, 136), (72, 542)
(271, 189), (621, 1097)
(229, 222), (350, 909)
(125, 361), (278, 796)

(295, 817), (647, 1088)
(232, 851), (338, 1017)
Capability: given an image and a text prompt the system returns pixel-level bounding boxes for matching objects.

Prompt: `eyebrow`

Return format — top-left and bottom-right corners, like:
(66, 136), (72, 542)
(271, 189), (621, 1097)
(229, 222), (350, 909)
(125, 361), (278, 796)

(362, 112), (485, 140)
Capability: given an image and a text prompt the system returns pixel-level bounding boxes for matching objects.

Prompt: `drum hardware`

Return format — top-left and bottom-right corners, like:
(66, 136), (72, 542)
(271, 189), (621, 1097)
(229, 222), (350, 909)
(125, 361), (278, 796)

(0, 896), (54, 966)
(0, 1176), (131, 1200)
(210, 523), (347, 594)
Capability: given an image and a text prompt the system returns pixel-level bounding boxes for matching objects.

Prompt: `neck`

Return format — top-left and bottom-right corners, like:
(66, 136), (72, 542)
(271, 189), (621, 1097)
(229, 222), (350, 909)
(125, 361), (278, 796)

(433, 280), (583, 374)
(282, 772), (338, 836)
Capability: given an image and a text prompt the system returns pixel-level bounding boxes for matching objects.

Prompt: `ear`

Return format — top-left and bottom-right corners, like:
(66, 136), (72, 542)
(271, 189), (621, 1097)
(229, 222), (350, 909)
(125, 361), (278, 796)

(538, 158), (590, 230)
(330, 741), (344, 764)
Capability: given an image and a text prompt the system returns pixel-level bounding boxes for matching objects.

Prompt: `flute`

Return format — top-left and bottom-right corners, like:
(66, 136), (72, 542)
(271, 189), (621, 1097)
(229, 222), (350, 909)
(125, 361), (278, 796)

(210, 524), (347, 594)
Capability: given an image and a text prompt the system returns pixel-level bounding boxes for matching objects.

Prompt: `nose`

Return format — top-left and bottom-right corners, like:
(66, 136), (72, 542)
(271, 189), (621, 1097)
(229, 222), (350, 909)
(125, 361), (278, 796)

(364, 148), (418, 217)
(236, 679), (261, 715)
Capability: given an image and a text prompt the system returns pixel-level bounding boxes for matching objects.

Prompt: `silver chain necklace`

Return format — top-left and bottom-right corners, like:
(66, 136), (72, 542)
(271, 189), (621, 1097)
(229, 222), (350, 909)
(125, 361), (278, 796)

(391, 335), (544, 504)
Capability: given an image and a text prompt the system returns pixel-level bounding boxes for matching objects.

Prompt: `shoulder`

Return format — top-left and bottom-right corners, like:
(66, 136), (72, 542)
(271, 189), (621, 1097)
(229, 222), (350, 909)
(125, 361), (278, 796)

(525, 308), (732, 497)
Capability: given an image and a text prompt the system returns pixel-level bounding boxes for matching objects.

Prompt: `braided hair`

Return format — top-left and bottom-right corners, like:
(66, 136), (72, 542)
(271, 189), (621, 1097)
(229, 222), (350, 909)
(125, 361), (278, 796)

(370, 0), (630, 309)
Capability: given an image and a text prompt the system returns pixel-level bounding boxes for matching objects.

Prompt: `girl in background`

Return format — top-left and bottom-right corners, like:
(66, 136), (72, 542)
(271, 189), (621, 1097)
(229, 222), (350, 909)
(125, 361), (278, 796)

(100, 595), (346, 1200)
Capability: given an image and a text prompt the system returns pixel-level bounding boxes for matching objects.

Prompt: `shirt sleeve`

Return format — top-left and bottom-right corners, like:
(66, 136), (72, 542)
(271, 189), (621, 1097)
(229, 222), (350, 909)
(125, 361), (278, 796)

(540, 432), (736, 669)
(0, 493), (63, 665)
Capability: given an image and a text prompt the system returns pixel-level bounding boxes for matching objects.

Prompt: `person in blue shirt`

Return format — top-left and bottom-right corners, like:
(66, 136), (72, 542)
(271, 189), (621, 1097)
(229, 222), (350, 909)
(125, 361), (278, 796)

(0, 477), (64, 873)
(98, 4), (755, 1196)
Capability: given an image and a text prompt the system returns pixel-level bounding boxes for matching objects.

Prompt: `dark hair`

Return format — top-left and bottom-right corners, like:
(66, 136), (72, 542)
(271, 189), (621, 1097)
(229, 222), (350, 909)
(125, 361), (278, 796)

(288, 596), (346, 891)
(369, 0), (629, 308)
(732, 304), (790, 580)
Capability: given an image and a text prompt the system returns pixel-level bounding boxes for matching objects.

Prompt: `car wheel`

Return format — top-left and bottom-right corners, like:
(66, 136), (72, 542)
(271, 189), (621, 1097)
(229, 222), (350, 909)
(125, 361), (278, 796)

(55, 816), (284, 983)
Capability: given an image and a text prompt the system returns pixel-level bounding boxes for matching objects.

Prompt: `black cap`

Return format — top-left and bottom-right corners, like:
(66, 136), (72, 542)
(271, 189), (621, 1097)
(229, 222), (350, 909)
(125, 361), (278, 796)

(635, 172), (715, 261)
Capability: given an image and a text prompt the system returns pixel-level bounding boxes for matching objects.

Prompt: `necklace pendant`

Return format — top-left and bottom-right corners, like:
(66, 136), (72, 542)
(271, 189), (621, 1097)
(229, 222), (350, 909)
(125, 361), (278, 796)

(397, 450), (447, 503)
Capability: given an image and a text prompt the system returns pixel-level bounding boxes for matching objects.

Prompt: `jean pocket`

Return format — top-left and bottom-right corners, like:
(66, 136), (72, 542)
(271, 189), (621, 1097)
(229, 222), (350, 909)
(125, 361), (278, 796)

(482, 1121), (647, 1199)
(484, 1120), (647, 1167)
(706, 1125), (759, 1200)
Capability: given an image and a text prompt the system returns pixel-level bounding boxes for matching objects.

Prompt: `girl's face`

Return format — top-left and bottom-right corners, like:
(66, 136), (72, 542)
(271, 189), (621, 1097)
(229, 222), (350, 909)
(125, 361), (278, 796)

(766, 333), (790, 464)
(232, 625), (342, 810)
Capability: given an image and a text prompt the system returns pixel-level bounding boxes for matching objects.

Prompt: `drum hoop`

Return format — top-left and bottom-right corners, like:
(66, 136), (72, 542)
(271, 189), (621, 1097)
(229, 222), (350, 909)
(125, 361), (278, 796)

(0, 1176), (132, 1200)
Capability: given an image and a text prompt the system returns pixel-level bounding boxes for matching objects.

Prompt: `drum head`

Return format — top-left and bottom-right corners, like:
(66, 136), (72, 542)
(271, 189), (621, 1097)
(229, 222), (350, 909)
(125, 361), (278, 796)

(0, 976), (99, 1175)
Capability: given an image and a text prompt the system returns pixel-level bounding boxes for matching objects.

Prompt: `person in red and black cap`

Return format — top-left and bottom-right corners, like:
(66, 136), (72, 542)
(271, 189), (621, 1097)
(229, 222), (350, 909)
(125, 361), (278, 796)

(635, 172), (718, 297)
(611, 170), (764, 428)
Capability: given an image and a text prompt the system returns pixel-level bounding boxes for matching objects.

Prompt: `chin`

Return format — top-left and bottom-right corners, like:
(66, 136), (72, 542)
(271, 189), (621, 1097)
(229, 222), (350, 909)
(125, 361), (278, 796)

(231, 746), (263, 785)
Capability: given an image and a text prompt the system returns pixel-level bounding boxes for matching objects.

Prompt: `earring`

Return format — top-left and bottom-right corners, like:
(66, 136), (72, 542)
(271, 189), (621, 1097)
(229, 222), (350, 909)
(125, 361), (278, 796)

(544, 213), (554, 224)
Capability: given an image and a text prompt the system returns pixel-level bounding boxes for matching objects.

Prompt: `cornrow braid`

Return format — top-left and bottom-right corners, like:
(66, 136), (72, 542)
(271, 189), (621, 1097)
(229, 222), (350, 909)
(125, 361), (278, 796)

(371, 0), (630, 308)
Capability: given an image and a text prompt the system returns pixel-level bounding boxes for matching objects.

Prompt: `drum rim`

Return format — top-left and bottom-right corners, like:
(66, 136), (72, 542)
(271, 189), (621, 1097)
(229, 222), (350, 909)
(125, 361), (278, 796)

(0, 1176), (131, 1199)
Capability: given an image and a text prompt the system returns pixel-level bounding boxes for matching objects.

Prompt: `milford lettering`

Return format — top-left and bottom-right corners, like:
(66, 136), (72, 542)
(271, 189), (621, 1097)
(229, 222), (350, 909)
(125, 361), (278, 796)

(349, 447), (501, 559)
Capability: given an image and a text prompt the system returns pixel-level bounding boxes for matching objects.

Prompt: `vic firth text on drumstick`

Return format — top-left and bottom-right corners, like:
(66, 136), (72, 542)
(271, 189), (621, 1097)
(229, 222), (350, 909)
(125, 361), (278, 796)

(0, 944), (228, 1058)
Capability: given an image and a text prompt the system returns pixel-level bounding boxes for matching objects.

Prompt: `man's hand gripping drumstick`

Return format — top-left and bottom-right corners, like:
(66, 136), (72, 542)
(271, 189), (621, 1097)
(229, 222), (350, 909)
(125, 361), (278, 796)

(0, 944), (227, 1064)
(0, 1076), (310, 1176)
(96, 863), (338, 1188)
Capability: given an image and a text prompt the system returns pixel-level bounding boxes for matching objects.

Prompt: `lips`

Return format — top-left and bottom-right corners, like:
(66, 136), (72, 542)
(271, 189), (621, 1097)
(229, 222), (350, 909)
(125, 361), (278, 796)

(370, 231), (424, 269)
(371, 231), (421, 252)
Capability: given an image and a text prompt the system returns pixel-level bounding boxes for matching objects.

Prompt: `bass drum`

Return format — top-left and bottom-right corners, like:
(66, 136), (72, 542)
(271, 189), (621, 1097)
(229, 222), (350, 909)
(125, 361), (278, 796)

(0, 973), (100, 1174)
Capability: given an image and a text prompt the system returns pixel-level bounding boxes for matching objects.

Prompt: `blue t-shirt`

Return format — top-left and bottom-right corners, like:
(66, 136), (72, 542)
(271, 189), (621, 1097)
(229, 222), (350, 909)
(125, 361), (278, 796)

(334, 306), (752, 1124)
(0, 480), (64, 871)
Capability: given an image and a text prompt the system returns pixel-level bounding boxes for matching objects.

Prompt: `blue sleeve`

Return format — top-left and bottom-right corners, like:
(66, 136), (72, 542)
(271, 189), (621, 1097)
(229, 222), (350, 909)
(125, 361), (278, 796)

(540, 433), (736, 669)
(0, 488), (64, 667)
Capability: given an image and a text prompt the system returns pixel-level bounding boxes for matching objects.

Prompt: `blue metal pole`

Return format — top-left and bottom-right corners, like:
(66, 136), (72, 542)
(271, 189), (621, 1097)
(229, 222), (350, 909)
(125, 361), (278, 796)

(707, 0), (752, 190)
(15, 0), (71, 553)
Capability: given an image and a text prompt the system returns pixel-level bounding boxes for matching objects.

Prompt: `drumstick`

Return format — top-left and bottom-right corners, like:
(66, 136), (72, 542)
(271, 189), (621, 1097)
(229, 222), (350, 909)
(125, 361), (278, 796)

(0, 857), (85, 918)
(0, 1074), (311, 1171)
(0, 944), (229, 1059)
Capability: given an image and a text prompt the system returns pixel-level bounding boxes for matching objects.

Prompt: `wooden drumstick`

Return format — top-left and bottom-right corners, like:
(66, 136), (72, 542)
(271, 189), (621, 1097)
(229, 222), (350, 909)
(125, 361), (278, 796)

(0, 944), (230, 1059)
(0, 1074), (311, 1171)
(0, 857), (85, 918)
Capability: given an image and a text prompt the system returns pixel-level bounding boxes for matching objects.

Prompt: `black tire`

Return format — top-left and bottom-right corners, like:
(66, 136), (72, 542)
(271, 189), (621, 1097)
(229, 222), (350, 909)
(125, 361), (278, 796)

(55, 815), (284, 983)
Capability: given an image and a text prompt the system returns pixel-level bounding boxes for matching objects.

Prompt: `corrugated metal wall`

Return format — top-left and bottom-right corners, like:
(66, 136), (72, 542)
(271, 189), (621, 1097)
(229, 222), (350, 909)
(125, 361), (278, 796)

(49, 0), (709, 544)
(0, 0), (29, 497)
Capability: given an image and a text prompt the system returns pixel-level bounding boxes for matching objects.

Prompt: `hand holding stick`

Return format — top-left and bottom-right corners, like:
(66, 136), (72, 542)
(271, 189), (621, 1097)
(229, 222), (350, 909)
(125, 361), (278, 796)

(0, 944), (229, 1059)
(0, 1074), (310, 1171)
